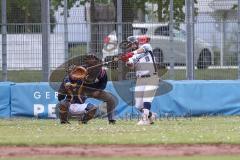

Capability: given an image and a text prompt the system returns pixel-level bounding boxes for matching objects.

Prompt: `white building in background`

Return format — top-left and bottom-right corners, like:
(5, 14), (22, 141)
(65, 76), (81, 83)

(54, 4), (89, 43)
(0, 4), (87, 70)
(1, 0), (238, 70)
(0, 34), (65, 70)
(209, 0), (237, 10)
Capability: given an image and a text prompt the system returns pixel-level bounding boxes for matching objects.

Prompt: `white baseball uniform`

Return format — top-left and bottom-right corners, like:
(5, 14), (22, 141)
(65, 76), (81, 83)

(128, 43), (159, 109)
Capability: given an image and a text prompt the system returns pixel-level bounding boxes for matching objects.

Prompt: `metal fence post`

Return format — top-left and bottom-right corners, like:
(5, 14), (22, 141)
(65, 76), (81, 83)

(85, 2), (91, 53)
(1, 0), (7, 81)
(41, 0), (50, 82)
(117, 0), (123, 80)
(191, 0), (195, 76)
(117, 0), (122, 44)
(185, 0), (194, 80)
(169, 0), (174, 79)
(64, 0), (69, 60)
(238, 0), (240, 79)
(220, 18), (225, 67)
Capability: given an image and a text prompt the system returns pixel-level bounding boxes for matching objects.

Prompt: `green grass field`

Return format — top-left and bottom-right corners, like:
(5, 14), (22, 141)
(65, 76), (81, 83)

(0, 116), (240, 146)
(1, 117), (240, 159)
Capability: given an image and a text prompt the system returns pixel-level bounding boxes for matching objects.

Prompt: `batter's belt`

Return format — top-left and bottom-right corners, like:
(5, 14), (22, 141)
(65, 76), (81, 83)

(137, 72), (157, 78)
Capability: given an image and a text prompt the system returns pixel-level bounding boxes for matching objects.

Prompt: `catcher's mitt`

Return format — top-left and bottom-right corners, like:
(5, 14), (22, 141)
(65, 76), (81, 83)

(69, 66), (88, 80)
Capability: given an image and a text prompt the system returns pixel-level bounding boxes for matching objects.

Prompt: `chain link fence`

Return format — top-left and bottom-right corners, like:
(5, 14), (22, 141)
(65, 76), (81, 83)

(0, 0), (240, 82)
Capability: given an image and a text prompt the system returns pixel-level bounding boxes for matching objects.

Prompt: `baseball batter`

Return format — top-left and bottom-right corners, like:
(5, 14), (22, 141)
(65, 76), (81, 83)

(121, 36), (159, 125)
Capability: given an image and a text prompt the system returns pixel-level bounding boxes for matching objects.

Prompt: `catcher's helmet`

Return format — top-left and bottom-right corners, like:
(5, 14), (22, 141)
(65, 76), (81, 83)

(126, 36), (139, 51)
(127, 36), (139, 44)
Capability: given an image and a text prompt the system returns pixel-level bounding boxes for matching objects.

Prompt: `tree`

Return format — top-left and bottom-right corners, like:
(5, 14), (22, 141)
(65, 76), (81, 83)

(50, 0), (199, 29)
(51, 0), (83, 13)
(131, 0), (198, 28)
(49, 0), (199, 53)
(0, 0), (56, 33)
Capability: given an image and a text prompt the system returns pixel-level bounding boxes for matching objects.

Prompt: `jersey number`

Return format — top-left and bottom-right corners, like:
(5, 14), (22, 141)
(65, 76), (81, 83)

(145, 56), (150, 62)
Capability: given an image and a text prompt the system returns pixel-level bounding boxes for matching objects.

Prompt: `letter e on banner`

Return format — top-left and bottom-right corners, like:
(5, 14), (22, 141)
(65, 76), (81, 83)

(48, 104), (56, 118)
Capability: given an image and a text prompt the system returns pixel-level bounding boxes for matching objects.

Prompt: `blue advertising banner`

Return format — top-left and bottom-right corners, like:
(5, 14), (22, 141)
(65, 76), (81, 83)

(11, 83), (58, 118)
(10, 81), (140, 119)
(152, 80), (240, 116)
(0, 82), (13, 118)
(6, 80), (240, 119)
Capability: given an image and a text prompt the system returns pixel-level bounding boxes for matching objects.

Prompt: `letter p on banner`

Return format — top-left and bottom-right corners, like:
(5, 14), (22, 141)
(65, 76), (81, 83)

(34, 104), (44, 118)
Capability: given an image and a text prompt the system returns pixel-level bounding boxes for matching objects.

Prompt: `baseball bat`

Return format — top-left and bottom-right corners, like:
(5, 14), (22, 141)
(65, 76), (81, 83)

(86, 57), (121, 70)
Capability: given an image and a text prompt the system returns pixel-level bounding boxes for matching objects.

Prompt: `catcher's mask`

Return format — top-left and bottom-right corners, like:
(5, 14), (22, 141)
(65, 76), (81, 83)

(83, 54), (101, 67)
(126, 36), (139, 51)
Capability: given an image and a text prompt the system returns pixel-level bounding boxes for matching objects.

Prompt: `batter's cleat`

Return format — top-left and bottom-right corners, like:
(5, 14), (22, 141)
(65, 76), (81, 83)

(149, 117), (154, 124)
(137, 119), (150, 125)
(149, 112), (157, 125)
(137, 110), (152, 125)
(149, 119), (154, 125)
(109, 120), (116, 124)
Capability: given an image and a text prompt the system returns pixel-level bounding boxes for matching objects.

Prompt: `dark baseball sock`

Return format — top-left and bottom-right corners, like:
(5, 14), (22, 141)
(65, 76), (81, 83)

(148, 111), (152, 118)
(143, 102), (151, 110)
(143, 102), (152, 118)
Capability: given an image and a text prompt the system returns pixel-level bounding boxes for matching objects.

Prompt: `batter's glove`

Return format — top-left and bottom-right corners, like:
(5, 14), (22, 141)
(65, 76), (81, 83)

(120, 52), (134, 62)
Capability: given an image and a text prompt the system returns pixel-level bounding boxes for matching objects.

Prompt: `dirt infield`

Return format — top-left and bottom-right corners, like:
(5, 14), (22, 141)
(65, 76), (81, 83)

(1, 144), (240, 158)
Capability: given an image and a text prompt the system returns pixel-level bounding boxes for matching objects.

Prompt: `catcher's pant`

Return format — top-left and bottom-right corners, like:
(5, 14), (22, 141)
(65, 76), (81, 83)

(57, 100), (71, 123)
(82, 87), (117, 121)
(69, 103), (97, 123)
(134, 74), (159, 109)
(57, 100), (97, 123)
(69, 103), (90, 115)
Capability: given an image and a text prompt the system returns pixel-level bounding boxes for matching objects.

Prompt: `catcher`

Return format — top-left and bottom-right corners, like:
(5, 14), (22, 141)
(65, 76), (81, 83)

(57, 65), (97, 124)
(81, 55), (117, 124)
(57, 55), (117, 124)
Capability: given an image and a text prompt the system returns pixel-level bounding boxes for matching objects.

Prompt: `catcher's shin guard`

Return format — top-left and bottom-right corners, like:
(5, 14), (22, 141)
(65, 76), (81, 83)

(57, 101), (70, 124)
(80, 105), (97, 124)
